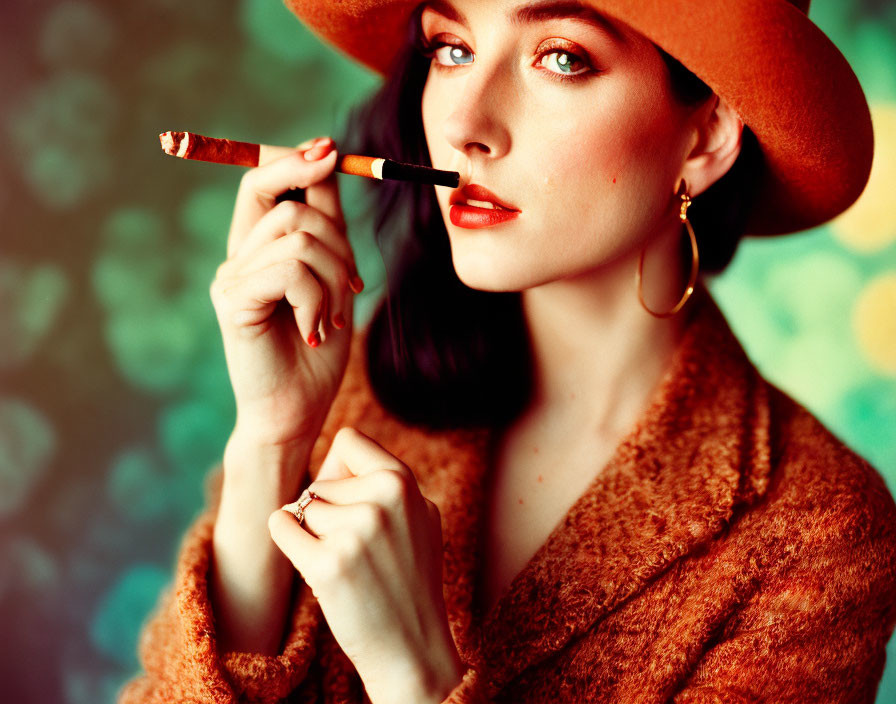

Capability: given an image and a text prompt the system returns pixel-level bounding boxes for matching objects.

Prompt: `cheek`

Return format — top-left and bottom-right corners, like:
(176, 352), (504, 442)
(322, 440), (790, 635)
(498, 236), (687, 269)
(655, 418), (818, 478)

(518, 103), (679, 256)
(421, 81), (436, 158)
(523, 94), (639, 198)
(544, 112), (668, 188)
(421, 76), (448, 162)
(524, 118), (622, 225)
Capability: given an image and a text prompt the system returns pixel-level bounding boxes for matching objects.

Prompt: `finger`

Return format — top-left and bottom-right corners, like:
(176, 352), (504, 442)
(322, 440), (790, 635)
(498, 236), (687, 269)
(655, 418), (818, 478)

(303, 476), (432, 588)
(295, 136), (320, 151)
(228, 146), (338, 258)
(318, 287), (331, 344)
(316, 427), (407, 481)
(279, 494), (342, 539)
(238, 230), (352, 334)
(308, 469), (420, 508)
(233, 199), (356, 274)
(297, 498), (414, 592)
(268, 508), (322, 574)
(271, 501), (399, 602)
(298, 498), (388, 542)
(215, 259), (324, 346)
(305, 157), (347, 234)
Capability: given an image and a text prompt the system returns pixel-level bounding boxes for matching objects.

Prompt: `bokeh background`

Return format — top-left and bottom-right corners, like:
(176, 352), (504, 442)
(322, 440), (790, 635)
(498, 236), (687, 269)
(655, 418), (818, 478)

(1, 1), (894, 701)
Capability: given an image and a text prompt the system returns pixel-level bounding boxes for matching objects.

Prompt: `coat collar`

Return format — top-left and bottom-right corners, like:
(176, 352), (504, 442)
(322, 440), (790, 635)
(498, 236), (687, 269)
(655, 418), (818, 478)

(345, 284), (773, 695)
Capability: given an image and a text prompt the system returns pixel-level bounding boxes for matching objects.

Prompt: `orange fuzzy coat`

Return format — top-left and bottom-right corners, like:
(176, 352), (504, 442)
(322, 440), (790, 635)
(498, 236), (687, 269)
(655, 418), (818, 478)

(119, 288), (896, 703)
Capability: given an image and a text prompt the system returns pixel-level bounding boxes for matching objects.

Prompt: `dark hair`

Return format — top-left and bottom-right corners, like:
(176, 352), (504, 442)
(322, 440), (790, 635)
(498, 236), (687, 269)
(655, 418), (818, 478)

(656, 49), (764, 273)
(340, 6), (764, 431)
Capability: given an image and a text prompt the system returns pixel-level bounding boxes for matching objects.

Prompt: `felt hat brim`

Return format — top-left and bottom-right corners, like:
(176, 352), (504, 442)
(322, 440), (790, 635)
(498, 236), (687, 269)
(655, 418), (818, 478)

(285, 0), (873, 236)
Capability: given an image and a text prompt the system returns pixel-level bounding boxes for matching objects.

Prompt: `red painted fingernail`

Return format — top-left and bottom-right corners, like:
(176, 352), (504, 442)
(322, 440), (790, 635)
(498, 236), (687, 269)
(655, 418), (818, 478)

(304, 138), (335, 161)
(349, 275), (365, 294)
(307, 331), (320, 347)
(333, 313), (345, 329)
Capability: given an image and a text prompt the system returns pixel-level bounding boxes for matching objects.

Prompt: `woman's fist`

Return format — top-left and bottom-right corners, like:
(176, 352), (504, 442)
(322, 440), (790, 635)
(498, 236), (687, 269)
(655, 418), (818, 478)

(269, 427), (465, 704)
(210, 137), (362, 447)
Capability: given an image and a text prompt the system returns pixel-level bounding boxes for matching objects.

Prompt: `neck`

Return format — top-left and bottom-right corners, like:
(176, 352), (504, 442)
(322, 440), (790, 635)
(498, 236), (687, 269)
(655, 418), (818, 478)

(519, 229), (691, 441)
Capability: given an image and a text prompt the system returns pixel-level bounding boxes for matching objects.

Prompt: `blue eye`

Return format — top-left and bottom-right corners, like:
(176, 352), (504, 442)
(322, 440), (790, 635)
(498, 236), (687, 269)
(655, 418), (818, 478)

(433, 43), (473, 66)
(417, 37), (596, 83)
(539, 50), (588, 76)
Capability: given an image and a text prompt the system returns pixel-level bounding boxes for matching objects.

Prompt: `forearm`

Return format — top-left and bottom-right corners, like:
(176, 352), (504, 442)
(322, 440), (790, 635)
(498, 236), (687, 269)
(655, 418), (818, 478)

(210, 432), (314, 655)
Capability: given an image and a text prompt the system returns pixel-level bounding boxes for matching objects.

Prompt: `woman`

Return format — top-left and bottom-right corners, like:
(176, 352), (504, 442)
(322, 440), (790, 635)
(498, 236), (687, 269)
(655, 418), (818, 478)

(120, 1), (896, 702)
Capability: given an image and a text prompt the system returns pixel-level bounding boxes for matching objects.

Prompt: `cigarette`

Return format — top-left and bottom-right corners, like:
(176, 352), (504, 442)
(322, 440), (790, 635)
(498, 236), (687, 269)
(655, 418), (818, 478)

(159, 130), (459, 188)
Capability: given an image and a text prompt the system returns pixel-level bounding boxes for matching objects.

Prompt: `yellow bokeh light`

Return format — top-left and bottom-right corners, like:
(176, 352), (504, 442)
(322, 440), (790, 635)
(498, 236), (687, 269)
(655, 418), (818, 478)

(831, 103), (896, 252)
(853, 273), (896, 376)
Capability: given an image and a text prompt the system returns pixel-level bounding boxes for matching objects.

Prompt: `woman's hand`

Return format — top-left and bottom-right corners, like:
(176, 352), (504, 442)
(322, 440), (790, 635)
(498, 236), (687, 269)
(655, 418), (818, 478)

(267, 427), (466, 704)
(210, 137), (363, 448)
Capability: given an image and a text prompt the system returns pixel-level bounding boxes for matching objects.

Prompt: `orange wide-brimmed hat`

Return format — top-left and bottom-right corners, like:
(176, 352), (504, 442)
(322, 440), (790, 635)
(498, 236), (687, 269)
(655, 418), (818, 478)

(285, 0), (873, 236)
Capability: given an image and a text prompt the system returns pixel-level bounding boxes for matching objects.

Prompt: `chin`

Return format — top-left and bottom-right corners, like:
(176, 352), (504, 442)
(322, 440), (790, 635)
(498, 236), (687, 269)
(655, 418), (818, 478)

(441, 214), (557, 292)
(448, 252), (503, 291)
(448, 250), (540, 293)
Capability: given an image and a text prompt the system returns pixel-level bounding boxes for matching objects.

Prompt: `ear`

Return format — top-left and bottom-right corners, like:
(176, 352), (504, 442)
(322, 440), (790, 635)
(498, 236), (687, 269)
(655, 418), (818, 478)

(679, 95), (744, 198)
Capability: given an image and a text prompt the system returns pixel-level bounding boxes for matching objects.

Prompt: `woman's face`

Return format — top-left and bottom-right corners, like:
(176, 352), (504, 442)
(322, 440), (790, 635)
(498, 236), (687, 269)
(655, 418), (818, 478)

(419, 0), (701, 291)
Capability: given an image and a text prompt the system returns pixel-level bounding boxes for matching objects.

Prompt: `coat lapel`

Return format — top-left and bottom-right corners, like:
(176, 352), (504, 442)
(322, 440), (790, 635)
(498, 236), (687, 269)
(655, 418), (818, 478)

(449, 286), (772, 692)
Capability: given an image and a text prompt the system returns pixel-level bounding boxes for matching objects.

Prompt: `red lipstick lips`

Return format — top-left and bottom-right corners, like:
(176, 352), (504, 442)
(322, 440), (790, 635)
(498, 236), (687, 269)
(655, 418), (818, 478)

(449, 183), (520, 229)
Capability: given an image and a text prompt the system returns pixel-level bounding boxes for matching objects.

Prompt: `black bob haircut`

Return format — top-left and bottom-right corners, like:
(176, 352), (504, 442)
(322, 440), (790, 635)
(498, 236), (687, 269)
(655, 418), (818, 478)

(339, 4), (764, 432)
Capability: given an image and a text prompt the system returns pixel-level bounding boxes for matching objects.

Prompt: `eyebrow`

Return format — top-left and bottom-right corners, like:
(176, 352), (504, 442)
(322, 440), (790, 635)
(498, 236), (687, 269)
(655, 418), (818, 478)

(422, 0), (627, 44)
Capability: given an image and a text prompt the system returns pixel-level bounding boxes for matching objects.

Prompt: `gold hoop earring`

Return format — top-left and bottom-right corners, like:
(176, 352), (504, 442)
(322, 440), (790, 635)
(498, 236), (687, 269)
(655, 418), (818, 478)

(636, 181), (700, 318)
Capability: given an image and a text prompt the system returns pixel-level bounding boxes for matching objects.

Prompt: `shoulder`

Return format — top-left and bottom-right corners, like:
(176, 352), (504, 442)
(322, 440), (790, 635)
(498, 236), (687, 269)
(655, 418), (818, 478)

(764, 381), (896, 532)
(671, 383), (896, 701)
(680, 290), (896, 549)
(744, 379), (896, 594)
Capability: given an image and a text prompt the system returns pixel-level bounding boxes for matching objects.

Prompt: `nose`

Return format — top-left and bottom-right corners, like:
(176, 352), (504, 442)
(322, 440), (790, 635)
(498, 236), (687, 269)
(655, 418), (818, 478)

(441, 59), (512, 160)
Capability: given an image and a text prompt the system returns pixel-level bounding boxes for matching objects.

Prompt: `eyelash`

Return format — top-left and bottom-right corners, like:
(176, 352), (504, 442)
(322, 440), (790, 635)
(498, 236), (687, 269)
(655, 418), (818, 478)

(416, 37), (598, 84)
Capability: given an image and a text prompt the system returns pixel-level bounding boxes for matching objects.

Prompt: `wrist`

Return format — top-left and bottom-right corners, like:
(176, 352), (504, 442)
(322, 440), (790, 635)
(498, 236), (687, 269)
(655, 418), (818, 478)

(231, 408), (325, 451)
(224, 426), (313, 477)
(219, 430), (314, 519)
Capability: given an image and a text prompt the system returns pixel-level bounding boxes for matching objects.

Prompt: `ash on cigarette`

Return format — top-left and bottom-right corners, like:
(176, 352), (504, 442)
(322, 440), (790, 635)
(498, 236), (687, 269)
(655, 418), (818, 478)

(159, 131), (184, 155)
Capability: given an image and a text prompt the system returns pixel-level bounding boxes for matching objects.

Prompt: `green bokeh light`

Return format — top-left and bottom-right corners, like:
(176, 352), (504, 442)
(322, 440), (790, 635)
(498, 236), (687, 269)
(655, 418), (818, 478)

(0, 397), (56, 518)
(157, 397), (231, 479)
(5, 72), (117, 208)
(39, 1), (116, 70)
(0, 536), (58, 602)
(0, 260), (68, 369)
(835, 380), (896, 476)
(103, 303), (203, 392)
(89, 564), (169, 669)
(106, 448), (174, 522)
(92, 208), (171, 312)
(180, 182), (234, 250)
